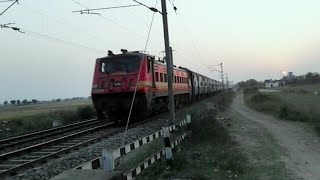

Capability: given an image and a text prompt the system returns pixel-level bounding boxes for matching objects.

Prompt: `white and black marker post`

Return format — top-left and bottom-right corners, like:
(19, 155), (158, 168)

(102, 149), (114, 173)
(186, 115), (191, 129)
(163, 127), (173, 166)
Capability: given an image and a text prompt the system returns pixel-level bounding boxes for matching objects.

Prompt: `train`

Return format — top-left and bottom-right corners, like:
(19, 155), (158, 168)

(91, 50), (223, 122)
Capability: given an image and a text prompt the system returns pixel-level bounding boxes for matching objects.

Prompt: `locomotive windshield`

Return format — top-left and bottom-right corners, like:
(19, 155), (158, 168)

(101, 56), (141, 74)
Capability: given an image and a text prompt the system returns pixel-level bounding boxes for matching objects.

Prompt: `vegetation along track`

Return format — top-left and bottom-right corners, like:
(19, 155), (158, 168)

(0, 118), (103, 154)
(0, 120), (124, 178)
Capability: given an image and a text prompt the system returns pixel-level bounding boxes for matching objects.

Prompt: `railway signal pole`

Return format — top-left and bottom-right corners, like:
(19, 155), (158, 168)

(220, 63), (224, 90)
(161, 0), (175, 125)
(226, 73), (229, 89)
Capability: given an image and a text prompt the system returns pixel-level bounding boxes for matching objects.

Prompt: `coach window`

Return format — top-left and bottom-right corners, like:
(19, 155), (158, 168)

(164, 73), (167, 82)
(160, 73), (164, 82)
(155, 72), (159, 82)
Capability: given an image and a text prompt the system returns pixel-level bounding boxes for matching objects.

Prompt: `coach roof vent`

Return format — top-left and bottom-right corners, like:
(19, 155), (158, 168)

(121, 49), (128, 54)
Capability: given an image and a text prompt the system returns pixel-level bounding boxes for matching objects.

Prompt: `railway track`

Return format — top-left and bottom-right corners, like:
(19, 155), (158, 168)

(0, 118), (103, 153)
(0, 121), (122, 178)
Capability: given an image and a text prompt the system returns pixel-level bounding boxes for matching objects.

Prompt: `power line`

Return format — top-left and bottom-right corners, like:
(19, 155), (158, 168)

(121, 0), (158, 146)
(1, 23), (107, 54)
(71, 0), (147, 40)
(25, 30), (107, 54)
(132, 0), (161, 13)
(0, 0), (18, 16)
(144, 0), (158, 50)
(0, 0), (15, 3)
(72, 4), (141, 14)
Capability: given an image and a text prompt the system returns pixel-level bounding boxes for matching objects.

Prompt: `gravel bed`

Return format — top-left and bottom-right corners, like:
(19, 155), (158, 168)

(7, 97), (218, 180)
(7, 118), (176, 180)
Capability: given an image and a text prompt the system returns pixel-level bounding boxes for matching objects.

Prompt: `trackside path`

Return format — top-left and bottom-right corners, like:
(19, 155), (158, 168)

(229, 93), (320, 180)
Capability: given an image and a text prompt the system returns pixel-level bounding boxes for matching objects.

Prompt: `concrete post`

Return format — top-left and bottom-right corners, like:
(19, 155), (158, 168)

(102, 149), (114, 173)
(162, 127), (172, 166)
(186, 115), (191, 129)
(52, 120), (62, 127)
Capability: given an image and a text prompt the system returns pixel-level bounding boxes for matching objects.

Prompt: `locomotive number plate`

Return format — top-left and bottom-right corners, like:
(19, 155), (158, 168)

(113, 82), (122, 87)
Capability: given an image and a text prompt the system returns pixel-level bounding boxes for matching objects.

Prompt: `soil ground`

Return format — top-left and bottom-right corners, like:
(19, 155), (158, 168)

(227, 93), (320, 180)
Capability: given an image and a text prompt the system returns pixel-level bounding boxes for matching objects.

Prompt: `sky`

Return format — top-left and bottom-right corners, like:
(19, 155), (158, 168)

(0, 0), (320, 102)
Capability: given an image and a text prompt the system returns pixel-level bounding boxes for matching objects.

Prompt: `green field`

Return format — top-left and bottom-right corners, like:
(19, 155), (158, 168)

(0, 99), (95, 139)
(0, 99), (93, 121)
(244, 84), (320, 134)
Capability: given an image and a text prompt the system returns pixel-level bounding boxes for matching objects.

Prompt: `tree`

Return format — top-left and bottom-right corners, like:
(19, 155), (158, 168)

(246, 79), (259, 87)
(31, 99), (38, 104)
(17, 100), (21, 105)
(312, 73), (320, 83)
(3, 101), (8, 106)
(305, 72), (313, 84)
(10, 100), (16, 105)
(22, 99), (28, 105)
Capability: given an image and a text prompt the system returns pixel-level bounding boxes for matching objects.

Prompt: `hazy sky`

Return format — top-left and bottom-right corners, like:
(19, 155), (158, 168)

(1, 0), (320, 102)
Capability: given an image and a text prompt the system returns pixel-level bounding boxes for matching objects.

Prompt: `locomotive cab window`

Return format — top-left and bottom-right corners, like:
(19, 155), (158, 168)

(100, 56), (140, 74)
(101, 62), (106, 73)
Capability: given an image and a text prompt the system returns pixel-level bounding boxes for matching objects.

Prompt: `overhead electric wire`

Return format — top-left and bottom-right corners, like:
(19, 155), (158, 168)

(73, 4), (141, 13)
(0, 0), (17, 16)
(121, 0), (158, 147)
(0, 0), (14, 3)
(71, 0), (147, 40)
(25, 31), (107, 54)
(18, 3), (109, 44)
(144, 0), (157, 50)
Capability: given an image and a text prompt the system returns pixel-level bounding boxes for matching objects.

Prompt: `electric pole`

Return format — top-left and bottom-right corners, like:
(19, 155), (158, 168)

(220, 63), (224, 90)
(161, 0), (175, 125)
(226, 73), (229, 89)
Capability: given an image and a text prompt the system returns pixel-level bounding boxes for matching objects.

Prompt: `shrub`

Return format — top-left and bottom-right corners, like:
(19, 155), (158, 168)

(279, 104), (289, 118)
(243, 87), (258, 95)
(77, 105), (96, 120)
(298, 89), (307, 94)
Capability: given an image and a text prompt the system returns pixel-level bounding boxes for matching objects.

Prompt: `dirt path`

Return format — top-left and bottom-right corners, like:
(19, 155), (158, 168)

(228, 93), (320, 180)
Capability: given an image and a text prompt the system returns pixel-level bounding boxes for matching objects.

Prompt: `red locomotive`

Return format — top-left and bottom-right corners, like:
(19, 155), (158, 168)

(91, 50), (223, 122)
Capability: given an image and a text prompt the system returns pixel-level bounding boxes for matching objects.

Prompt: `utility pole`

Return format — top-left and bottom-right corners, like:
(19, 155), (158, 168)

(161, 0), (175, 125)
(226, 73), (229, 89)
(220, 63), (224, 90)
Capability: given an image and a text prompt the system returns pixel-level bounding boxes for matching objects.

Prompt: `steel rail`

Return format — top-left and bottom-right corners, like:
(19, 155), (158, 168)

(0, 122), (117, 177)
(0, 118), (100, 149)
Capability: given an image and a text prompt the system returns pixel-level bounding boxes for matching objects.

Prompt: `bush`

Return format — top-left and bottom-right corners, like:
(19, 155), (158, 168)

(77, 105), (96, 120)
(0, 105), (96, 139)
(243, 87), (259, 95)
(279, 104), (289, 118)
(251, 93), (272, 103)
(298, 89), (307, 94)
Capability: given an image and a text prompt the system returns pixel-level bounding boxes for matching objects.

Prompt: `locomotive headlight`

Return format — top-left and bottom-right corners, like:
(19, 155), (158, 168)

(92, 84), (98, 88)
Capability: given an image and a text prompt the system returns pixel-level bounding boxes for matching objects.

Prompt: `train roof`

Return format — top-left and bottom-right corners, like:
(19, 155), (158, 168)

(96, 50), (222, 84)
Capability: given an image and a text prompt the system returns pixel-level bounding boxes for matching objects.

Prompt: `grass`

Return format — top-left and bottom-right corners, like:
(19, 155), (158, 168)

(244, 87), (320, 134)
(0, 99), (95, 139)
(0, 99), (92, 121)
(137, 91), (252, 180)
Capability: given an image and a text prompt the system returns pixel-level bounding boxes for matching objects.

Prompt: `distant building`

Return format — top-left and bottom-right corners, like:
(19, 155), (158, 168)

(265, 79), (283, 88)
